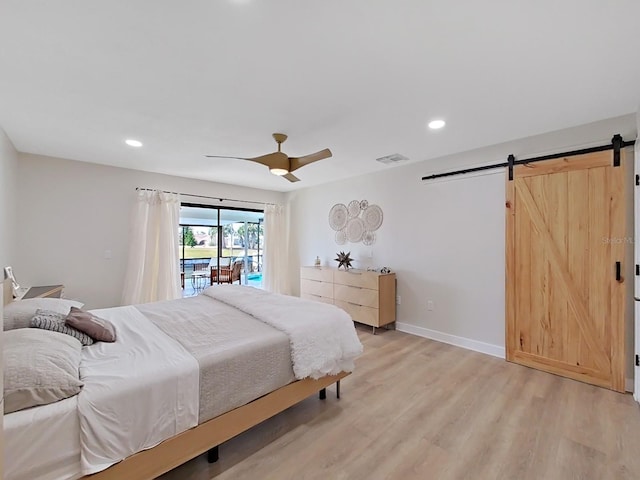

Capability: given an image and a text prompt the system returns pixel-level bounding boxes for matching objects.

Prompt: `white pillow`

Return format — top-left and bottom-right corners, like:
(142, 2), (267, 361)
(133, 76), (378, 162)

(4, 328), (84, 414)
(3, 298), (84, 331)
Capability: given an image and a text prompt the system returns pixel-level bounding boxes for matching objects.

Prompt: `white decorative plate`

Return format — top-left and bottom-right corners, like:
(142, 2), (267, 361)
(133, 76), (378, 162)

(346, 217), (365, 243)
(362, 231), (376, 246)
(329, 204), (348, 231)
(348, 200), (360, 218)
(335, 229), (347, 245)
(362, 204), (383, 231)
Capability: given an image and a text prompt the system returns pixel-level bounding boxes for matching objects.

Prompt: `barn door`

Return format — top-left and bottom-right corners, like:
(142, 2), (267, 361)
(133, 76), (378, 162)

(505, 150), (626, 392)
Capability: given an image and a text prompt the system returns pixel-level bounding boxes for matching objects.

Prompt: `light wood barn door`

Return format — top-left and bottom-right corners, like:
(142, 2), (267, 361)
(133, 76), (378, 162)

(506, 150), (626, 392)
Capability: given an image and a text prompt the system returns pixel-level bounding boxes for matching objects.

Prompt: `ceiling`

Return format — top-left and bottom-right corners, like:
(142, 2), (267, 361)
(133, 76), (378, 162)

(1, 1), (639, 192)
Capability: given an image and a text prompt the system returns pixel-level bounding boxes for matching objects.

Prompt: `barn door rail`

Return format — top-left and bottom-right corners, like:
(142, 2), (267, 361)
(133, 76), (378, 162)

(421, 134), (635, 182)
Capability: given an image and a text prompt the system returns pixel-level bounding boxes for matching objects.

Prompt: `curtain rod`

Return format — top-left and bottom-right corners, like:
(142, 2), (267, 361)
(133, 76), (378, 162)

(135, 188), (276, 206)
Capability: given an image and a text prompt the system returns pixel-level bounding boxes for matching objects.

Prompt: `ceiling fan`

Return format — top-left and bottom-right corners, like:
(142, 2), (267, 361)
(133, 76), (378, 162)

(205, 133), (332, 183)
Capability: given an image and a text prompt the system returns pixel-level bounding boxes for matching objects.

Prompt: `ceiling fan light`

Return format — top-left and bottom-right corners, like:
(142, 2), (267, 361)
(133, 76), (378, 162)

(270, 168), (289, 176)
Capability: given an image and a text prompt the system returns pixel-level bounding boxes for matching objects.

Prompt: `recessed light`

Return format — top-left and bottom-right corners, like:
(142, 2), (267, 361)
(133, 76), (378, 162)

(125, 139), (143, 147)
(428, 120), (446, 130)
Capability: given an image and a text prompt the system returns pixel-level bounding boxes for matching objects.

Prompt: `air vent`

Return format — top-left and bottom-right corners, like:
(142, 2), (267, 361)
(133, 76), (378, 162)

(376, 153), (409, 165)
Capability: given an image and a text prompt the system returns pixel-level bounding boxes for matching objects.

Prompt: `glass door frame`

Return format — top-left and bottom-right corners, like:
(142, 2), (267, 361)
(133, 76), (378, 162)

(181, 202), (264, 286)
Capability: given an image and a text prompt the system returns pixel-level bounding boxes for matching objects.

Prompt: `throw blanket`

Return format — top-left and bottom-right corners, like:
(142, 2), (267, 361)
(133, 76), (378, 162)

(78, 306), (199, 475)
(203, 285), (363, 379)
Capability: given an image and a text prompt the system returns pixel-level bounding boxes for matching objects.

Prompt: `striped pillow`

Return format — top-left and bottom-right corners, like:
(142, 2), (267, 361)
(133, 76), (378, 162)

(31, 309), (94, 346)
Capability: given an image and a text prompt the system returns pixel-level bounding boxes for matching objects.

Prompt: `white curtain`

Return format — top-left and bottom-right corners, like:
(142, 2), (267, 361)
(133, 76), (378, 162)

(122, 190), (181, 305)
(263, 203), (291, 294)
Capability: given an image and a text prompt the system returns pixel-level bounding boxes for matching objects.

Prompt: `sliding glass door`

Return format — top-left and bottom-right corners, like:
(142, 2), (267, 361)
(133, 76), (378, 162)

(179, 204), (264, 297)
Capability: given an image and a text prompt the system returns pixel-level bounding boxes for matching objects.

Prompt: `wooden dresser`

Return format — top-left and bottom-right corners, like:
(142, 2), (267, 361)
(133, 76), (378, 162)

(300, 266), (396, 333)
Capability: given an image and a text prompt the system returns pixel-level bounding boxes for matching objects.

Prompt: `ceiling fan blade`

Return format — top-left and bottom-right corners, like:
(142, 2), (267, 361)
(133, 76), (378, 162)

(205, 155), (251, 161)
(289, 148), (332, 172)
(247, 152), (284, 167)
(205, 152), (284, 168)
(283, 173), (300, 183)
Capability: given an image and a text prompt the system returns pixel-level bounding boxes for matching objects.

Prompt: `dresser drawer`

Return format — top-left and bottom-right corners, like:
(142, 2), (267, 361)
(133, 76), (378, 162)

(301, 293), (334, 305)
(334, 300), (380, 327)
(300, 279), (333, 298)
(334, 284), (378, 308)
(300, 267), (333, 282)
(333, 270), (378, 289)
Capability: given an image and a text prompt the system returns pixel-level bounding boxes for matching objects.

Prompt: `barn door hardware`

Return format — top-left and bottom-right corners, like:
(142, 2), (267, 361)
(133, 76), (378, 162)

(612, 134), (623, 167)
(636, 264), (639, 276)
(421, 135), (635, 181)
(507, 154), (514, 181)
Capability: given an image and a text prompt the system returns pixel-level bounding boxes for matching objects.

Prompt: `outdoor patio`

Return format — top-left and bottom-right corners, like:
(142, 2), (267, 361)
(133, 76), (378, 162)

(182, 271), (263, 298)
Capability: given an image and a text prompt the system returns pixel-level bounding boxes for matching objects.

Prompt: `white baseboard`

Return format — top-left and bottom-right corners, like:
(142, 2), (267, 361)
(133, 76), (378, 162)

(396, 322), (505, 359)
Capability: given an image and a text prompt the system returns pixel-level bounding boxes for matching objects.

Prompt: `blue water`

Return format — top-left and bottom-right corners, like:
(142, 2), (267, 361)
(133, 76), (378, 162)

(247, 273), (262, 280)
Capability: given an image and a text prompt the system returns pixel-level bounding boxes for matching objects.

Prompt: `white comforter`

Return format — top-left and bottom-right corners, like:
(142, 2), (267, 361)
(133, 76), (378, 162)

(78, 306), (199, 475)
(76, 288), (361, 475)
(203, 285), (363, 379)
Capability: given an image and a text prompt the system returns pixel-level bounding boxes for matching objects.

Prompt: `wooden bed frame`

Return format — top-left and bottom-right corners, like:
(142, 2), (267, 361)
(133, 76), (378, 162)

(86, 372), (347, 479)
(2, 279), (348, 479)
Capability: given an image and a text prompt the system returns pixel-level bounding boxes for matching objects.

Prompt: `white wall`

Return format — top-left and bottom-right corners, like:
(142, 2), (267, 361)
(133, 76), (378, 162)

(288, 114), (638, 358)
(0, 126), (17, 462)
(0, 126), (17, 464)
(0, 127), (18, 270)
(16, 154), (285, 309)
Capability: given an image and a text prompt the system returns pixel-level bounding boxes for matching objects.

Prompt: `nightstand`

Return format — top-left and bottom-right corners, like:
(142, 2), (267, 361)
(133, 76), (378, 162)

(19, 285), (64, 300)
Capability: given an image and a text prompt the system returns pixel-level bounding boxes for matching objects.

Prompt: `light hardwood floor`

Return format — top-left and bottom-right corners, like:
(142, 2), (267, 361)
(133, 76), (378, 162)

(160, 325), (640, 480)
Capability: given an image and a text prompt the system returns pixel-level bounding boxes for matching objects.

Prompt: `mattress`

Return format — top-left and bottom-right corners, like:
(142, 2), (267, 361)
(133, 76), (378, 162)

(4, 396), (82, 480)
(137, 294), (296, 422)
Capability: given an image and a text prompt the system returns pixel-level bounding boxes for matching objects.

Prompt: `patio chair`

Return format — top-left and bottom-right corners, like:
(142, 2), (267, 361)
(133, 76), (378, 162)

(193, 262), (208, 272)
(230, 260), (243, 285)
(210, 257), (232, 284)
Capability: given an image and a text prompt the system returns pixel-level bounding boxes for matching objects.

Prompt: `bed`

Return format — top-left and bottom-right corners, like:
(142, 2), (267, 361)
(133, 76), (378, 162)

(2, 281), (362, 480)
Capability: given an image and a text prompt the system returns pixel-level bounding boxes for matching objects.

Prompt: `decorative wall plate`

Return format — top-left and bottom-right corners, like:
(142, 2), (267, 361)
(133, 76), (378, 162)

(362, 204), (383, 231)
(329, 203), (348, 231)
(348, 200), (360, 218)
(330, 199), (383, 245)
(346, 217), (365, 243)
(362, 231), (376, 246)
